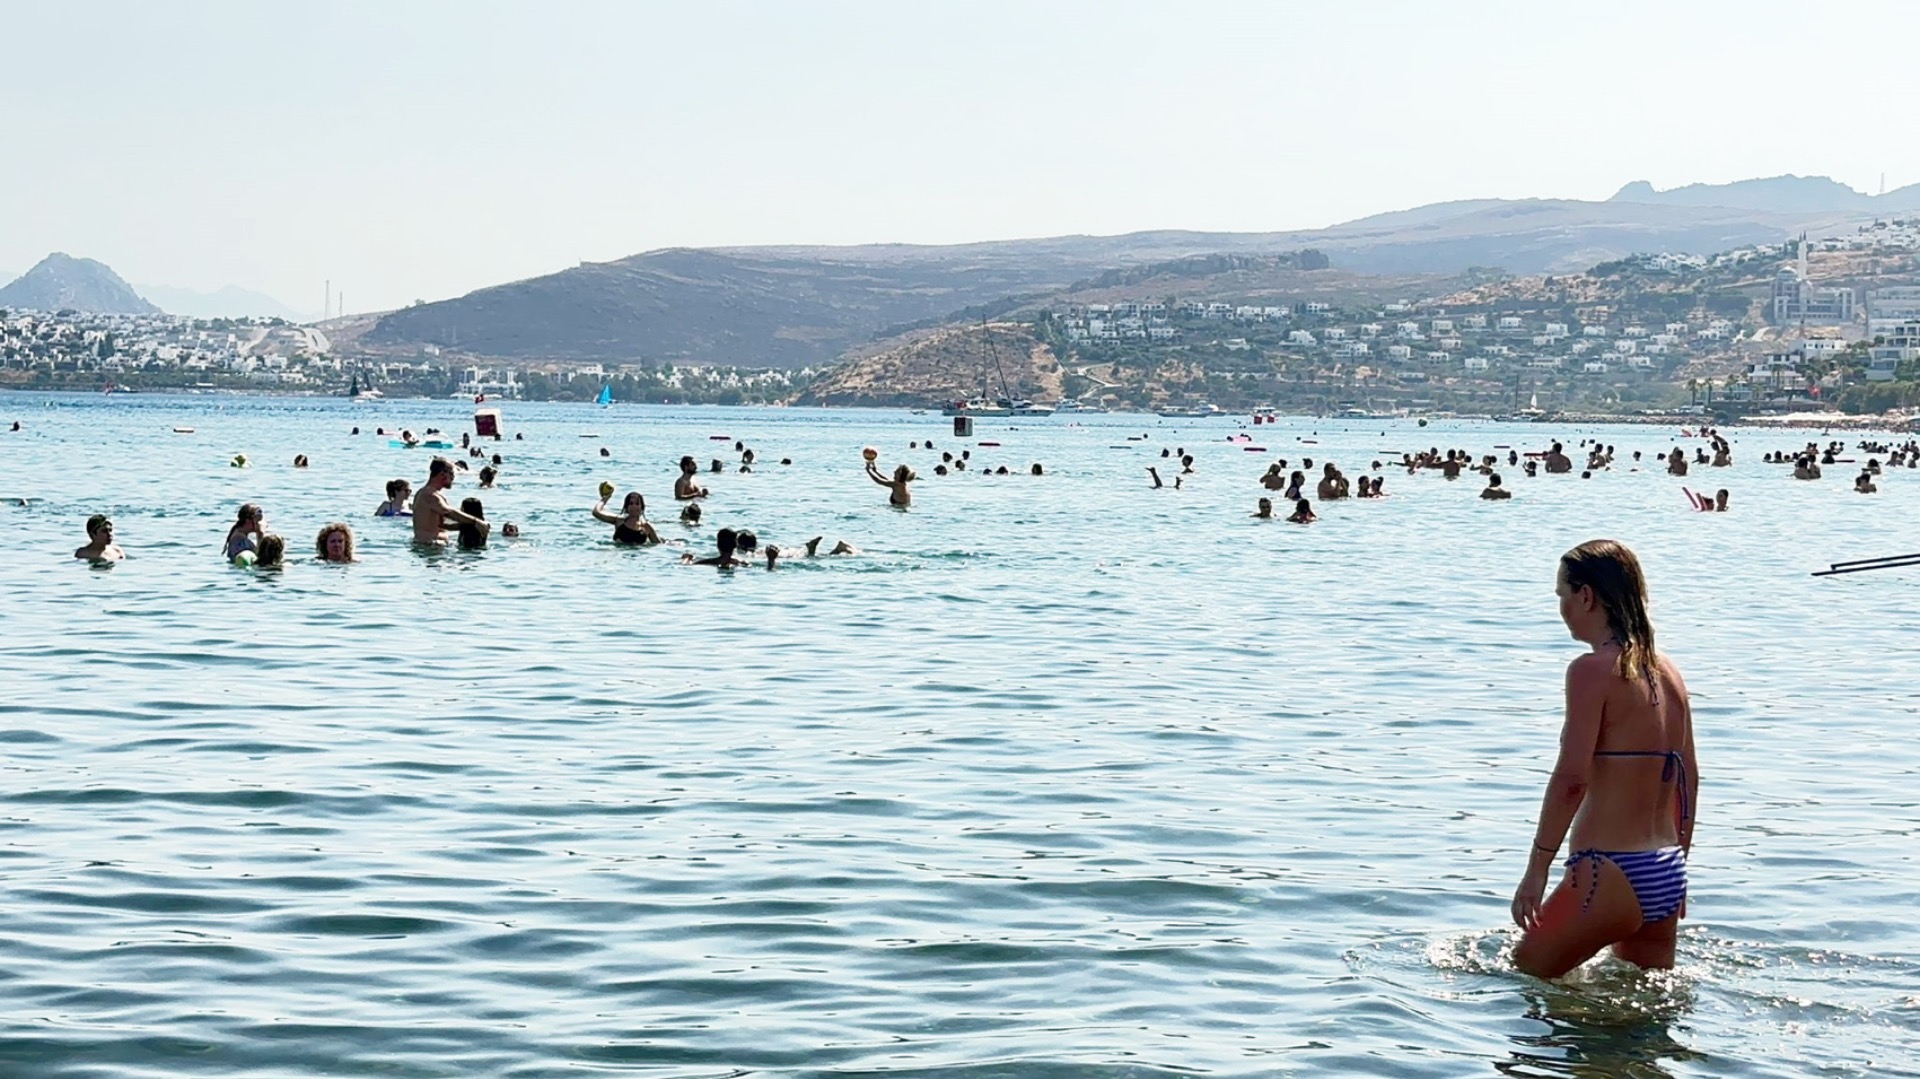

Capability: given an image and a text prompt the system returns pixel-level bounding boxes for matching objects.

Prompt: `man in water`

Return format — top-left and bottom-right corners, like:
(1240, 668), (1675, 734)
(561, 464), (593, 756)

(412, 457), (490, 545)
(74, 514), (125, 562)
(1480, 473), (1512, 500)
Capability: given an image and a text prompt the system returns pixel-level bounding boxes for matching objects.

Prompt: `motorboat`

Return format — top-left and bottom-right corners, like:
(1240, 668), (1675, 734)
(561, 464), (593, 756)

(1156, 403), (1224, 418)
(942, 398), (1013, 417)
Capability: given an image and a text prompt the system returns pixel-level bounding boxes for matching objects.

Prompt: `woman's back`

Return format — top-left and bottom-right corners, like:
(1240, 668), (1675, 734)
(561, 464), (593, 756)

(1571, 651), (1692, 852)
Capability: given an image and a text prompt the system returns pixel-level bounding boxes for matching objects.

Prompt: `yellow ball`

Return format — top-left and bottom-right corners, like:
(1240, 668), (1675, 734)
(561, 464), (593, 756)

(598, 480), (615, 500)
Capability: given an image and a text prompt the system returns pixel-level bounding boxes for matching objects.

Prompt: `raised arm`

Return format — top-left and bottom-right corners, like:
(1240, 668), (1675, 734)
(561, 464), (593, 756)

(590, 501), (622, 525)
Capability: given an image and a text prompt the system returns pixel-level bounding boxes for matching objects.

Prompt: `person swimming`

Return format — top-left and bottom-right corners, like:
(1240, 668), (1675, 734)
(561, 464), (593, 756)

(457, 498), (488, 549)
(1481, 473), (1512, 500)
(675, 456), (708, 500)
(253, 533), (286, 569)
(593, 491), (661, 545)
(1287, 498), (1316, 523)
(375, 479), (413, 517)
(224, 503), (265, 562)
(315, 522), (357, 563)
(868, 460), (915, 507)
(683, 526), (751, 568)
(1511, 539), (1697, 979)
(74, 514), (125, 562)
(1254, 497), (1274, 518)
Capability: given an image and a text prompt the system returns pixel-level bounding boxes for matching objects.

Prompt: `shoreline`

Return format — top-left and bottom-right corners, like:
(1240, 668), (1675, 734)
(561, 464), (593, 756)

(3, 385), (1911, 431)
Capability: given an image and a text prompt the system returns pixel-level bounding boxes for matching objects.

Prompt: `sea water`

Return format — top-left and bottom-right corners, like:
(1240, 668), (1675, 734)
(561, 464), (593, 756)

(1, 391), (1916, 1078)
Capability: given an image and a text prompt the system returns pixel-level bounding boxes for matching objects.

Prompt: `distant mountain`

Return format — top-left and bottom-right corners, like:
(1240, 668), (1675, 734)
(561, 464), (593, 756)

(136, 283), (309, 321)
(0, 253), (159, 315)
(1610, 174), (1920, 215)
(351, 181), (1894, 368)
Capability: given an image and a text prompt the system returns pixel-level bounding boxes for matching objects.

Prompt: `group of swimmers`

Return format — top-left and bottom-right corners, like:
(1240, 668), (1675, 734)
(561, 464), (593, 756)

(1235, 432), (1748, 521)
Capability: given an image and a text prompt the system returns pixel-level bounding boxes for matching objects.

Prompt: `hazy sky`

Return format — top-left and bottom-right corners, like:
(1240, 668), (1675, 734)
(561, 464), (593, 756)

(7, 0), (1917, 314)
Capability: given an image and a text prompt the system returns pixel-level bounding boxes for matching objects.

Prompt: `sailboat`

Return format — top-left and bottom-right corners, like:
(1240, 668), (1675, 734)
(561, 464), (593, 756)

(596, 383), (613, 407)
(1518, 392), (1547, 420)
(347, 369), (384, 402)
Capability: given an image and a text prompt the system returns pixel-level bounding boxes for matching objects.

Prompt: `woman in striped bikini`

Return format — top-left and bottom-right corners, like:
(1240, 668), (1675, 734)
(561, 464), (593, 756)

(1512, 539), (1699, 978)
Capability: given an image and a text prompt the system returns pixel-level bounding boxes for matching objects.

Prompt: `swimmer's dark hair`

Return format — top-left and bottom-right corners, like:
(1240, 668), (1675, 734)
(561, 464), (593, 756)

(86, 513), (110, 536)
(386, 478), (409, 498)
(716, 527), (737, 555)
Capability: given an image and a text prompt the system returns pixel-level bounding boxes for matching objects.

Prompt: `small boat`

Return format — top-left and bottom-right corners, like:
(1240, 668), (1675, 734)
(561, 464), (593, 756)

(1157, 403), (1224, 418)
(942, 398), (1012, 417)
(596, 384), (613, 407)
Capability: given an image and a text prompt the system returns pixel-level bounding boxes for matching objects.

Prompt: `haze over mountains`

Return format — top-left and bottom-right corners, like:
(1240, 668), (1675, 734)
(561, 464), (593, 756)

(0, 254), (306, 319)
(0, 253), (158, 316)
(15, 175), (1917, 366)
(350, 174), (1911, 369)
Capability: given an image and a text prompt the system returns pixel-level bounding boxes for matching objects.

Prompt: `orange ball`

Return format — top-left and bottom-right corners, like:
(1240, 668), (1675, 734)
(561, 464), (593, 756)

(862, 447), (878, 462)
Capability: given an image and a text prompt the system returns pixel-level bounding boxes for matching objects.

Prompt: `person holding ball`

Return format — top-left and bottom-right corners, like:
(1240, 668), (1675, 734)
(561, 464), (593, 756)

(865, 452), (914, 508)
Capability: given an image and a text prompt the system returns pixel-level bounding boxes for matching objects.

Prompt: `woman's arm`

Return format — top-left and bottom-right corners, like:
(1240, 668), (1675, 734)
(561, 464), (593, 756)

(1672, 663), (1698, 853)
(1513, 656), (1606, 927)
(1532, 656), (1607, 851)
(590, 502), (621, 525)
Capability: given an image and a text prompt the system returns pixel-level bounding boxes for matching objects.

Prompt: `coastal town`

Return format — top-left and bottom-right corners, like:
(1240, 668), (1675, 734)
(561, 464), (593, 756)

(6, 219), (1920, 419)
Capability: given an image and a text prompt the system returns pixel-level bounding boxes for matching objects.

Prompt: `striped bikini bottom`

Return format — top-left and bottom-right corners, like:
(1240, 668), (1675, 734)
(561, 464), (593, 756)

(1567, 845), (1687, 924)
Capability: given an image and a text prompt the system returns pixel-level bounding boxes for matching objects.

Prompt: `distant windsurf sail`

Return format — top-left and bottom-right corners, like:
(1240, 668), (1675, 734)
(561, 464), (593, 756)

(596, 384), (613, 407)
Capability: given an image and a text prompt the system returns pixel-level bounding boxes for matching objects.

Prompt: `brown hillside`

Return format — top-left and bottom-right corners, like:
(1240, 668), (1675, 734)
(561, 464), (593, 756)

(796, 323), (1061, 407)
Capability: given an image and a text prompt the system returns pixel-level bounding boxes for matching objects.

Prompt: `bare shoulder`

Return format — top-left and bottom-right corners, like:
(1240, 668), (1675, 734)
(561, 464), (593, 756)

(1566, 651), (1611, 685)
(1656, 652), (1690, 701)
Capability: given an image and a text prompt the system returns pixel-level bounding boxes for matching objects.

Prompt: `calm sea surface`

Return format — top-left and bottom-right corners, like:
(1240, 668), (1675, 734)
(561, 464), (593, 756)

(2, 391), (1916, 1078)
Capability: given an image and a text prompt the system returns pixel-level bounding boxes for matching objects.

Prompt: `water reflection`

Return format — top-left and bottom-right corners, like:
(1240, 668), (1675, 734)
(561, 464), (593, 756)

(1497, 969), (1704, 1079)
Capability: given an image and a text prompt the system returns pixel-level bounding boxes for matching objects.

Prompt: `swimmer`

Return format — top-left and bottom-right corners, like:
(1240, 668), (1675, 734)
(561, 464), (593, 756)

(682, 526), (751, 568)
(293, 454), (309, 468)
(502, 522), (521, 538)
(593, 491), (662, 546)
(1030, 463), (1043, 476)
(675, 456), (708, 500)
(457, 498), (489, 549)
(412, 457), (489, 546)
(1283, 471), (1305, 501)
(315, 522), (357, 563)
(479, 466), (497, 489)
(1254, 497), (1274, 518)
(375, 479), (413, 517)
(804, 536), (859, 556)
(1713, 489), (1729, 512)
(224, 503), (266, 562)
(680, 502), (702, 525)
(1262, 464), (1287, 490)
(1855, 471), (1878, 494)
(1512, 539), (1696, 978)
(1287, 498), (1316, 523)
(1667, 448), (1688, 477)
(253, 533), (286, 569)
(868, 460), (915, 507)
(1317, 463), (1344, 501)
(74, 514), (125, 562)
(710, 458), (724, 473)
(1543, 443), (1573, 474)
(1481, 474), (1512, 500)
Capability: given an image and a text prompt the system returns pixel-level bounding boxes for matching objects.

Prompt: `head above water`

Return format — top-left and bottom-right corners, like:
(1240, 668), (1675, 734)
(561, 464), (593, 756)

(86, 513), (112, 538)
(1557, 539), (1655, 686)
(429, 457), (454, 482)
